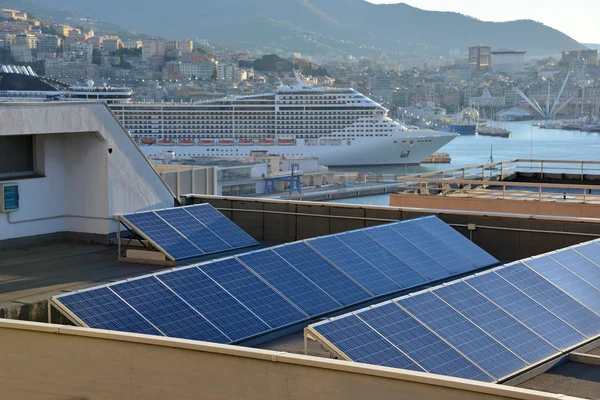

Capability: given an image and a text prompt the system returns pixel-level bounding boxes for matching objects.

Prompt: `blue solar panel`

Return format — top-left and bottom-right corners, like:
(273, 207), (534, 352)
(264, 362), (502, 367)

(336, 231), (429, 289)
(573, 241), (600, 261)
(184, 204), (258, 249)
(110, 277), (230, 343)
(398, 292), (527, 380)
(550, 248), (600, 290)
(416, 217), (498, 268)
(273, 242), (372, 306)
(155, 208), (232, 254)
(433, 282), (557, 364)
(365, 225), (451, 281)
(123, 212), (201, 260)
(56, 287), (161, 336)
(156, 267), (270, 342)
(390, 222), (475, 275)
(200, 258), (307, 329)
(357, 302), (493, 382)
(522, 256), (600, 313)
(496, 263), (600, 338)
(237, 250), (341, 316)
(312, 315), (425, 371)
(307, 236), (400, 296)
(464, 272), (585, 351)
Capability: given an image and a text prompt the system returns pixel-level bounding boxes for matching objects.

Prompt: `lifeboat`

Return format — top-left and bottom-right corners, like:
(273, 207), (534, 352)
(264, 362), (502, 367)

(157, 139), (174, 146)
(141, 138), (156, 145)
(198, 139), (215, 146)
(258, 139), (275, 146)
(178, 139), (195, 146)
(278, 138), (295, 146)
(238, 139), (255, 146)
(219, 139), (235, 146)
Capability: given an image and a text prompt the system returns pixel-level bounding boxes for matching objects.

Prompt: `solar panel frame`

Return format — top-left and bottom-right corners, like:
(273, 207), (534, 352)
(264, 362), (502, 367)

(364, 225), (452, 282)
(109, 276), (231, 343)
(54, 287), (163, 336)
(200, 258), (309, 329)
(356, 301), (494, 382)
(463, 271), (585, 351)
(121, 213), (202, 261)
(306, 236), (401, 296)
(155, 266), (271, 342)
(335, 230), (429, 289)
(311, 315), (426, 371)
(415, 216), (498, 268)
(184, 204), (259, 249)
(432, 281), (558, 365)
(236, 249), (342, 317)
(155, 208), (233, 255)
(273, 242), (373, 306)
(495, 262), (600, 338)
(397, 291), (528, 380)
(389, 221), (476, 275)
(522, 255), (600, 313)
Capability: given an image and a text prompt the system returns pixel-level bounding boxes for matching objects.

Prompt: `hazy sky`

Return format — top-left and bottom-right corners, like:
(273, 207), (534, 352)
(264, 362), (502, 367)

(367, 0), (600, 43)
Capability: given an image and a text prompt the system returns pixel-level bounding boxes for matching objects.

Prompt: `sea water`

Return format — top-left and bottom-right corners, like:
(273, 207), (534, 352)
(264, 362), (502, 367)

(327, 121), (600, 206)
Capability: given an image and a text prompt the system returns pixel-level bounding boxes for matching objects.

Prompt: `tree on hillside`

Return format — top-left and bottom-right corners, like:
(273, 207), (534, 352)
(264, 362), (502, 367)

(252, 54), (292, 72)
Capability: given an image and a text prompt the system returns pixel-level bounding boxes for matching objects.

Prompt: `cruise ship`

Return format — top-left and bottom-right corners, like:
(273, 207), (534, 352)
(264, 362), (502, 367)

(0, 66), (457, 166)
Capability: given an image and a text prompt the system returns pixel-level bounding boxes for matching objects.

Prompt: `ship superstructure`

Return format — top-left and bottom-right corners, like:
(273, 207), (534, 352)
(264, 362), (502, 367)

(0, 66), (457, 166)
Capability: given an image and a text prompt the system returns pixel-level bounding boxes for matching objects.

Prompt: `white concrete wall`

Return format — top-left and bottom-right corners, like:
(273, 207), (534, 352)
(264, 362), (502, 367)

(0, 319), (583, 400)
(0, 103), (175, 242)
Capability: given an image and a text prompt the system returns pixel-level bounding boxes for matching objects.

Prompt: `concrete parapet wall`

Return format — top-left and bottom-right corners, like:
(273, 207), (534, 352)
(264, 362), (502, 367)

(0, 319), (583, 400)
(185, 195), (600, 262)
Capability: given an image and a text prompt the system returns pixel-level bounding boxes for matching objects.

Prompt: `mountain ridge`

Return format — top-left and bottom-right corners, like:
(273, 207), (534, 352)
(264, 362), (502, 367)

(2, 0), (586, 57)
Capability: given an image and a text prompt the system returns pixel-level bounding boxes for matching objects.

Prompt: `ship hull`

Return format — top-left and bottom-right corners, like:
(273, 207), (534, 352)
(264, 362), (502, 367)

(137, 132), (456, 167)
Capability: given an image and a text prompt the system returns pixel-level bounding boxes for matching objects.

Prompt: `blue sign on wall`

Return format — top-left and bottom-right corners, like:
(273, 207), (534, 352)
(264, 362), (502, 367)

(3, 185), (19, 211)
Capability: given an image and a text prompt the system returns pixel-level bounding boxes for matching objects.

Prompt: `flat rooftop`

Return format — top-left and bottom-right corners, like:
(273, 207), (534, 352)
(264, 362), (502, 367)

(518, 361), (600, 399)
(0, 242), (163, 310)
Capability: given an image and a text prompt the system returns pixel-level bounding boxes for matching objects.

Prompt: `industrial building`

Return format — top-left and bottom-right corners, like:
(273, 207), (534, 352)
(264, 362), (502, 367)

(2, 103), (600, 400)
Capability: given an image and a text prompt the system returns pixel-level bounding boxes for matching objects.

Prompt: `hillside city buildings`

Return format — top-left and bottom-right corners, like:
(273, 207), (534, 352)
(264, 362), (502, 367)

(0, 7), (599, 119)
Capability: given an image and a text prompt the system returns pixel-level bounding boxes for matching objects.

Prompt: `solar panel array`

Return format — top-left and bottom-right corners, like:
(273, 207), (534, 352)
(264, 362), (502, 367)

(309, 240), (600, 383)
(54, 216), (497, 345)
(121, 204), (259, 261)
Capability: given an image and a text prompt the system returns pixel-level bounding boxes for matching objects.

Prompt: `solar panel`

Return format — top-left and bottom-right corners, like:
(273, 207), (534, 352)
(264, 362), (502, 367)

(550, 248), (600, 290)
(365, 225), (452, 281)
(237, 250), (342, 316)
(110, 277), (230, 343)
(123, 212), (201, 260)
(433, 281), (558, 364)
(495, 263), (600, 337)
(573, 241), (600, 261)
(336, 230), (429, 289)
(397, 292), (527, 380)
(415, 216), (498, 268)
(121, 203), (258, 262)
(55, 215), (499, 350)
(390, 221), (475, 275)
(185, 204), (259, 249)
(522, 256), (600, 312)
(156, 208), (232, 254)
(156, 267), (270, 342)
(307, 236), (400, 296)
(273, 242), (372, 306)
(200, 258), (308, 329)
(357, 302), (493, 382)
(55, 287), (162, 336)
(312, 315), (425, 371)
(464, 272), (585, 351)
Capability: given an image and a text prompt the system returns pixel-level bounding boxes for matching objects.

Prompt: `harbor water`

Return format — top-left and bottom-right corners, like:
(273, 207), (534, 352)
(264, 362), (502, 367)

(327, 121), (600, 205)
